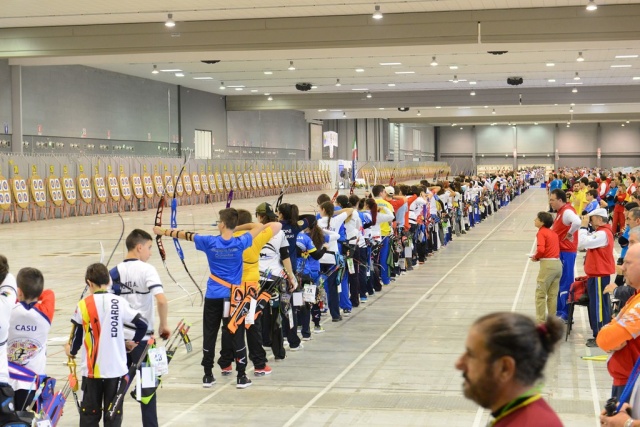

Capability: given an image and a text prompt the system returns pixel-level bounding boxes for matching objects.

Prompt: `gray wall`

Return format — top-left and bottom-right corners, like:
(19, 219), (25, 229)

(0, 61), (10, 135)
(227, 110), (308, 158)
(22, 65), (179, 144)
(179, 87), (227, 153)
(396, 123), (436, 161)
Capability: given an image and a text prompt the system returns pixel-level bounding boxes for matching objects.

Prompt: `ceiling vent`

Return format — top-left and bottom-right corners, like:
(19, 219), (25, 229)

(487, 51), (508, 55)
(398, 107), (410, 112)
(295, 83), (313, 91)
(507, 77), (524, 86)
(201, 60), (221, 64)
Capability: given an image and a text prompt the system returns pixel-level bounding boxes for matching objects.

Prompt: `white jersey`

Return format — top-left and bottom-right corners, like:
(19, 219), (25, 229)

(409, 197), (427, 224)
(343, 210), (362, 245)
(258, 230), (289, 276)
(318, 211), (348, 264)
(110, 259), (163, 340)
(8, 290), (54, 390)
(0, 273), (17, 384)
(365, 208), (395, 241)
(71, 292), (142, 378)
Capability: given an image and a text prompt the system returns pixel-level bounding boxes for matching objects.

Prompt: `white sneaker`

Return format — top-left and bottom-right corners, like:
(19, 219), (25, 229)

(289, 343), (304, 351)
(302, 336), (312, 341)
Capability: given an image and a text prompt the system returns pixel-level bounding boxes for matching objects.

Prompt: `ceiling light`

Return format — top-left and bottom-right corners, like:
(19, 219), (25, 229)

(572, 87), (578, 93)
(616, 55), (638, 59)
(566, 82), (583, 85)
(267, 96), (273, 101)
(387, 83), (396, 87)
(460, 127), (463, 130)
(264, 71), (273, 75)
(634, 77), (640, 80)
(571, 103), (576, 106)
(570, 107), (574, 112)
(627, 120), (631, 123)
(492, 109), (496, 114)
(574, 72), (581, 80)
(220, 82), (226, 90)
(175, 72), (184, 77)
(586, 0), (598, 11)
(366, 92), (372, 98)
(395, 71), (415, 74)
(288, 61), (295, 71)
(611, 64), (632, 68)
(235, 88), (243, 91)
(430, 57), (438, 67)
(546, 63), (555, 67)
(592, 103), (605, 106)
(351, 88), (369, 91)
(577, 52), (585, 62)
(379, 108), (385, 110)
(452, 75), (459, 83)
(417, 111), (421, 116)
(160, 69), (182, 72)
(264, 93), (270, 96)
(469, 81), (477, 85)
(311, 85), (318, 89)
(451, 123), (456, 126)
(335, 79), (341, 87)
(165, 13), (176, 28)
(435, 106), (441, 109)
(548, 79), (556, 83)
(534, 122), (539, 125)
(622, 123), (626, 127)
(484, 105), (488, 108)
(251, 89), (258, 92)
(379, 62), (401, 66)
(355, 68), (365, 72)
(318, 109), (327, 112)
(227, 85), (245, 88)
(470, 91), (476, 96)
(449, 65), (458, 70)
(373, 5), (383, 19)
(343, 112), (347, 117)
(151, 65), (159, 74)
(193, 77), (214, 80)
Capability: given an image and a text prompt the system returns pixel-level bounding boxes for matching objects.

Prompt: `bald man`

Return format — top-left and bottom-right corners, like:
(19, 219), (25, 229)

(597, 244), (640, 401)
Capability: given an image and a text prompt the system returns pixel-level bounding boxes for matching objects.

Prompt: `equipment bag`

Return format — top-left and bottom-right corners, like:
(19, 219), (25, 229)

(568, 276), (589, 306)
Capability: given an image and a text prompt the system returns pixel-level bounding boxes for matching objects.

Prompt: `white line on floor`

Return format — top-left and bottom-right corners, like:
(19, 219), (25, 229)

(284, 190), (538, 427)
(580, 303), (602, 427)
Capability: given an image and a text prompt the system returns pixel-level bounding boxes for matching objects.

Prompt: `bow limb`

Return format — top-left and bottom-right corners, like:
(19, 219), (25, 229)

(155, 195), (194, 305)
(170, 158), (204, 305)
(106, 212), (125, 268)
(226, 189), (234, 208)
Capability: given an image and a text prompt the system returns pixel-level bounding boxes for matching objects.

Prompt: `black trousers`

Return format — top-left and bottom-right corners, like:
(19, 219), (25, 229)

(127, 341), (158, 427)
(220, 317), (266, 370)
(261, 303), (286, 360)
(80, 376), (124, 427)
(357, 246), (369, 298)
(201, 297), (247, 377)
(13, 389), (35, 412)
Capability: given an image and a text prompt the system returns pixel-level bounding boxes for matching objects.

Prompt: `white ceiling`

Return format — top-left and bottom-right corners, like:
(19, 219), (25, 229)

(4, 0), (640, 124)
(1, 0), (637, 28)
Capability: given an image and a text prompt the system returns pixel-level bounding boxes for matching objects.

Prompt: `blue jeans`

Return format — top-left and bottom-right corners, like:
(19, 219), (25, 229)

(556, 251), (577, 320)
(379, 237), (390, 285)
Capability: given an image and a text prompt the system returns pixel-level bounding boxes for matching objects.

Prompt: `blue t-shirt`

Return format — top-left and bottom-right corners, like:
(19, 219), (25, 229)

(194, 233), (253, 299)
(583, 200), (598, 214)
(296, 233), (325, 280)
(549, 179), (563, 191)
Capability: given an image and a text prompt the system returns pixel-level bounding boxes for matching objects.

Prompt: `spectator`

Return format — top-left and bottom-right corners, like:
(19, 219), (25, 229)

(455, 312), (563, 427)
(578, 208), (616, 347)
(531, 212), (561, 323)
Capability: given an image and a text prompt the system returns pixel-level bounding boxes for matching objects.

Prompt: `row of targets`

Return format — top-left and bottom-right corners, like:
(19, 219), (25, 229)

(0, 165), (333, 213)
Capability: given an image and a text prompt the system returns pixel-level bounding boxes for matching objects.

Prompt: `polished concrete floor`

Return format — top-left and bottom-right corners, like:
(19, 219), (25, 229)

(2, 185), (609, 427)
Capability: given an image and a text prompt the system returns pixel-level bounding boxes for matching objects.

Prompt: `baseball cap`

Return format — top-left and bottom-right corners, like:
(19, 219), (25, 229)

(256, 202), (277, 219)
(384, 186), (395, 195)
(587, 208), (608, 218)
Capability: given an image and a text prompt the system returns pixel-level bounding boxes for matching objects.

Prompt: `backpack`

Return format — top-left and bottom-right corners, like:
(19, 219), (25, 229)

(568, 276), (588, 306)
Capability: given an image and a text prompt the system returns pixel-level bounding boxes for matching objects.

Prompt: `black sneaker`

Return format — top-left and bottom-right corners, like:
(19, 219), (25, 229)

(585, 338), (598, 348)
(202, 374), (216, 388)
(236, 375), (252, 389)
(332, 316), (343, 322)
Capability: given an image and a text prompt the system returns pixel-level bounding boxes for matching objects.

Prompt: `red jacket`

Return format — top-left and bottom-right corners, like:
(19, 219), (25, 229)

(533, 227), (560, 260)
(552, 203), (578, 253)
(584, 224), (616, 277)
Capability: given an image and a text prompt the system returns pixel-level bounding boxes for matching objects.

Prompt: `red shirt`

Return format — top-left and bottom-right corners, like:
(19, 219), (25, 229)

(533, 227), (560, 260)
(494, 398), (562, 427)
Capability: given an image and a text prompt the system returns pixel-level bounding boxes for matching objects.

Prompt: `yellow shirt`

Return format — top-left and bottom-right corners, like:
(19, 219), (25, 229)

(375, 198), (394, 236)
(572, 188), (587, 214)
(233, 227), (274, 283)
